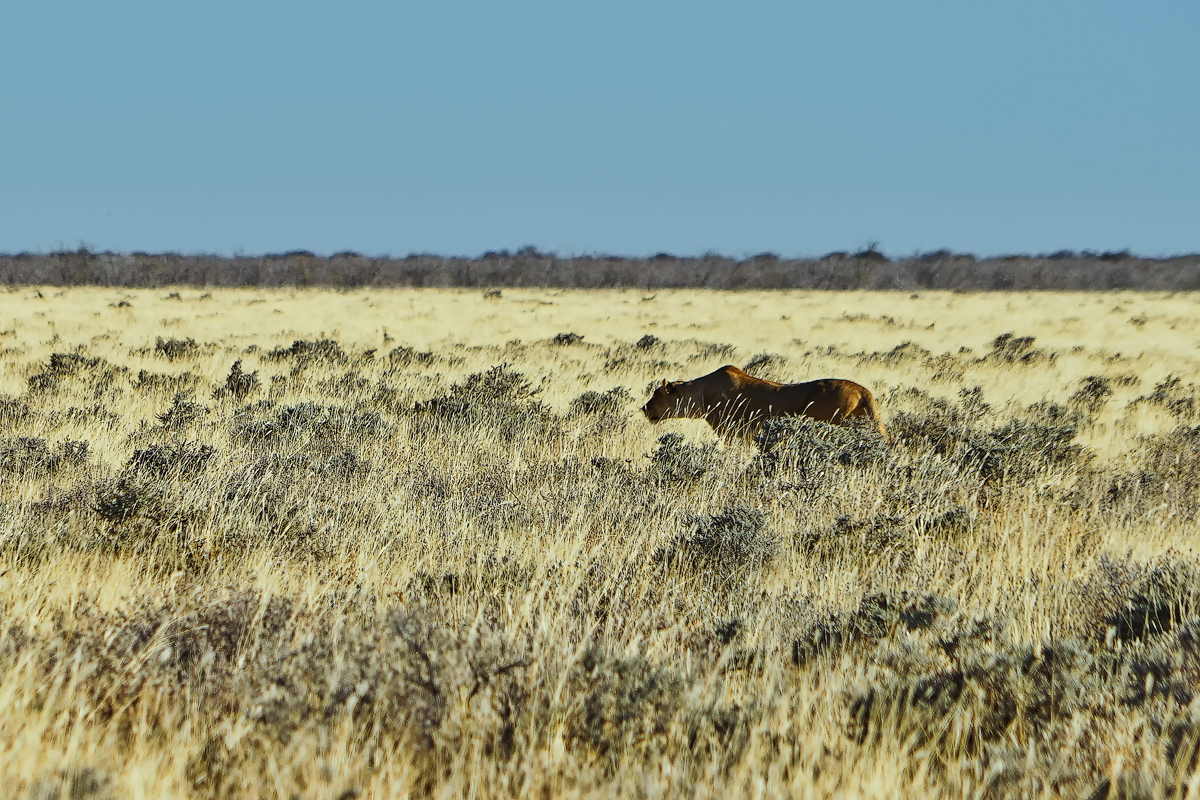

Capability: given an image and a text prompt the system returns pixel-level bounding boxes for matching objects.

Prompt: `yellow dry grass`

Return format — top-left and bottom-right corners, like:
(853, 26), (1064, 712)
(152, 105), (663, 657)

(1, 286), (1200, 799)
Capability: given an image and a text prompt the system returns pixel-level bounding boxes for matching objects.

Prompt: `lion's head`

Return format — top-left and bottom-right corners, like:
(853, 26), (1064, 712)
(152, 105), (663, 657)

(641, 379), (704, 423)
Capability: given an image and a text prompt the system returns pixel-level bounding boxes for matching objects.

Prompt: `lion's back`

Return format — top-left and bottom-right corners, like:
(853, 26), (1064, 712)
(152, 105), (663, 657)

(774, 378), (874, 420)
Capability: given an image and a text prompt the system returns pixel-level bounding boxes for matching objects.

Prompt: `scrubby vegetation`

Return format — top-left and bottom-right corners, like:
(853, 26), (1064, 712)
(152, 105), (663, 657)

(2, 287), (1200, 797)
(4, 247), (1200, 291)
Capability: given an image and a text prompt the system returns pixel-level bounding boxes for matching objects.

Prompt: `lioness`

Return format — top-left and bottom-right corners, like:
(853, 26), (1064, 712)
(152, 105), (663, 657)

(642, 365), (887, 441)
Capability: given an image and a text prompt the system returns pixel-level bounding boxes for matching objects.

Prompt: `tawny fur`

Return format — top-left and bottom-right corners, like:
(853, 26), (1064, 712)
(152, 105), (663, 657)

(641, 365), (888, 441)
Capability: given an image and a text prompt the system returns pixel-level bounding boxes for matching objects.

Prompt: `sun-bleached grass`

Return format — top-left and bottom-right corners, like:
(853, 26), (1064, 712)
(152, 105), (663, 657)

(3, 286), (1200, 798)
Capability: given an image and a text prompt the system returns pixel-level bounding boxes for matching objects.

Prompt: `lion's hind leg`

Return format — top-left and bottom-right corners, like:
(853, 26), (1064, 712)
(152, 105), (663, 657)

(851, 393), (889, 443)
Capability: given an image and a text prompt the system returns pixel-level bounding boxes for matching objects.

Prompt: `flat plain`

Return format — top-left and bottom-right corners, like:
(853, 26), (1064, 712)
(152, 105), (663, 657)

(3, 286), (1200, 799)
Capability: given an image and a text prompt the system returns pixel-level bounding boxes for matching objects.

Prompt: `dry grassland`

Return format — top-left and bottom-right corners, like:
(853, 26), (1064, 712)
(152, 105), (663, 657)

(3, 287), (1200, 799)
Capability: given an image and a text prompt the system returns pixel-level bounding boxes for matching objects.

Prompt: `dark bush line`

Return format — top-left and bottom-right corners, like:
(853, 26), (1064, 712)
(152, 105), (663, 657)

(3, 248), (1200, 290)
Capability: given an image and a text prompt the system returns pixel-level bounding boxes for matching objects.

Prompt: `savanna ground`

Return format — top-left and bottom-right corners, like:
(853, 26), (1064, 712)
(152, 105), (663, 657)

(3, 287), (1200, 799)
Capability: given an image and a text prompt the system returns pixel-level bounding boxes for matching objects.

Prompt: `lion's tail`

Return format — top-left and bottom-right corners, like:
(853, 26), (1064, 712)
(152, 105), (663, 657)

(862, 393), (889, 443)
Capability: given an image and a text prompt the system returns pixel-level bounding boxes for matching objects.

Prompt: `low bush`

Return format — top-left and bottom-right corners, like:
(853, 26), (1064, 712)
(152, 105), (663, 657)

(655, 505), (778, 576)
(154, 337), (200, 361)
(647, 432), (721, 483)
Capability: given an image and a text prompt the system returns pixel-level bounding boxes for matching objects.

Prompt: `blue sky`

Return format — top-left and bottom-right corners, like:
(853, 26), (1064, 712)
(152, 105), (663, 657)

(1, 2), (1196, 257)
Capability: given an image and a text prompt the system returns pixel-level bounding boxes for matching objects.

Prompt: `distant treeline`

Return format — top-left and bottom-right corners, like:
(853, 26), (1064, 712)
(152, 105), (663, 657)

(3, 247), (1199, 291)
